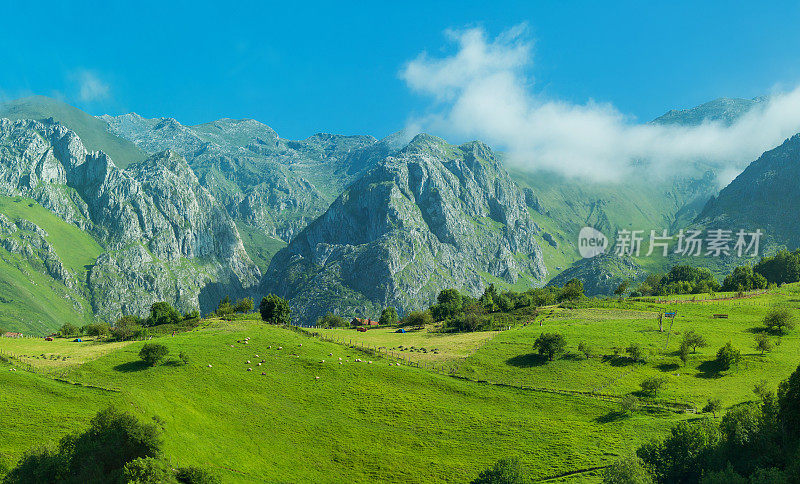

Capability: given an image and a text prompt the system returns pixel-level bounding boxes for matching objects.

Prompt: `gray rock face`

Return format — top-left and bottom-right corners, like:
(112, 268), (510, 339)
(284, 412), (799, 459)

(0, 118), (259, 320)
(698, 133), (800, 249)
(265, 134), (547, 323)
(100, 113), (395, 242)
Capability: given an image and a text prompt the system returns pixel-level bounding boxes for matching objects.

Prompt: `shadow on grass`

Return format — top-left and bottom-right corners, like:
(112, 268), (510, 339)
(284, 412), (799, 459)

(656, 362), (680, 372)
(696, 360), (725, 379)
(506, 353), (549, 367)
(595, 411), (628, 423)
(113, 360), (149, 372)
(601, 355), (634, 367)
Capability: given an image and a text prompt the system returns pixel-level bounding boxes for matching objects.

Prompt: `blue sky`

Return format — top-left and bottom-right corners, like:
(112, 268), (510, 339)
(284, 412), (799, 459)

(2, 0), (800, 142)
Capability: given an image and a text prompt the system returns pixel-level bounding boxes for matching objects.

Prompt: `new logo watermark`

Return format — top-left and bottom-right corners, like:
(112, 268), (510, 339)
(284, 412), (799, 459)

(578, 227), (763, 259)
(578, 226), (608, 258)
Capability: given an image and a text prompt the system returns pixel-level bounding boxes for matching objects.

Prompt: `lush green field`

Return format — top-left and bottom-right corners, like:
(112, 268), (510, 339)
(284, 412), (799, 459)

(3, 286), (800, 482)
(1, 319), (685, 483)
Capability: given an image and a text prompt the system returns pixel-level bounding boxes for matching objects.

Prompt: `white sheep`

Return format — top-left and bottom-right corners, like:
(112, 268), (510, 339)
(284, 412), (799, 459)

(329, 353), (333, 356)
(321, 359), (325, 363)
(247, 368), (252, 371)
(278, 346), (282, 350)
(338, 357), (342, 361)
(207, 364), (212, 368)
(258, 362), (262, 366)
(246, 360), (251, 364)
(315, 376), (320, 380)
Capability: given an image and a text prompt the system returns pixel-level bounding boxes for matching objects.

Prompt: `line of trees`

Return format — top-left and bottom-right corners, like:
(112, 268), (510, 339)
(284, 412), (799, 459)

(623, 252), (800, 299)
(403, 280), (585, 333)
(605, 362), (800, 483)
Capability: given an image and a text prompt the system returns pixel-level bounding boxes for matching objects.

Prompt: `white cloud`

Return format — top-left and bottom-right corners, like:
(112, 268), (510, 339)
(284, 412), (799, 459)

(72, 70), (110, 102)
(401, 26), (800, 183)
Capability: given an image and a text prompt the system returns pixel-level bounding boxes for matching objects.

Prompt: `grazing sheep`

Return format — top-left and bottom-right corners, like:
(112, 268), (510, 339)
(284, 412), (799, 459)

(338, 357), (342, 361)
(278, 346), (282, 350)
(247, 368), (252, 371)
(258, 363), (262, 366)
(339, 362), (342, 365)
(246, 360), (251, 364)
(321, 360), (325, 363)
(207, 364), (212, 368)
(315, 376), (320, 380)
(329, 353), (333, 356)
(261, 372), (266, 375)
(268, 345), (272, 349)
(255, 354), (259, 357)
(368, 361), (373, 364)
(299, 343), (302, 347)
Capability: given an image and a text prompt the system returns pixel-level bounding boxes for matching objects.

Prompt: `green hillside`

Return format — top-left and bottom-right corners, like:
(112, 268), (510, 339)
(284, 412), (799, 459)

(4, 284), (800, 482)
(1, 318), (683, 483)
(0, 96), (146, 168)
(0, 196), (101, 333)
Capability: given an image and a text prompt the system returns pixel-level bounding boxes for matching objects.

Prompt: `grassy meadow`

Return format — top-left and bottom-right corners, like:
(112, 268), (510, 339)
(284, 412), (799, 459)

(2, 285), (800, 482)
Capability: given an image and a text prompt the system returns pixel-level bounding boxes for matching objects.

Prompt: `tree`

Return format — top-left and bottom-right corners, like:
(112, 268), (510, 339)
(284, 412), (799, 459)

(681, 330), (708, 353)
(59, 322), (78, 337)
(317, 312), (347, 328)
(259, 294), (291, 325)
(216, 296), (233, 316)
(379, 307), (399, 326)
(112, 315), (142, 341)
(722, 265), (768, 292)
(620, 395), (640, 415)
(84, 322), (110, 338)
(4, 407), (163, 483)
(703, 398), (722, 417)
(558, 279), (584, 302)
(447, 313), (484, 333)
(471, 457), (525, 484)
(640, 376), (667, 397)
(778, 363), (800, 440)
(432, 289), (463, 321)
(715, 343), (741, 371)
(626, 343), (645, 363)
(763, 308), (795, 334)
(614, 281), (630, 297)
(754, 333), (773, 356)
(602, 455), (652, 484)
(533, 333), (566, 361)
(637, 419), (721, 483)
(578, 341), (593, 359)
(176, 466), (221, 484)
(121, 457), (173, 483)
(401, 311), (433, 328)
(139, 343), (169, 366)
(233, 298), (253, 313)
(679, 342), (690, 367)
(148, 302), (182, 327)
